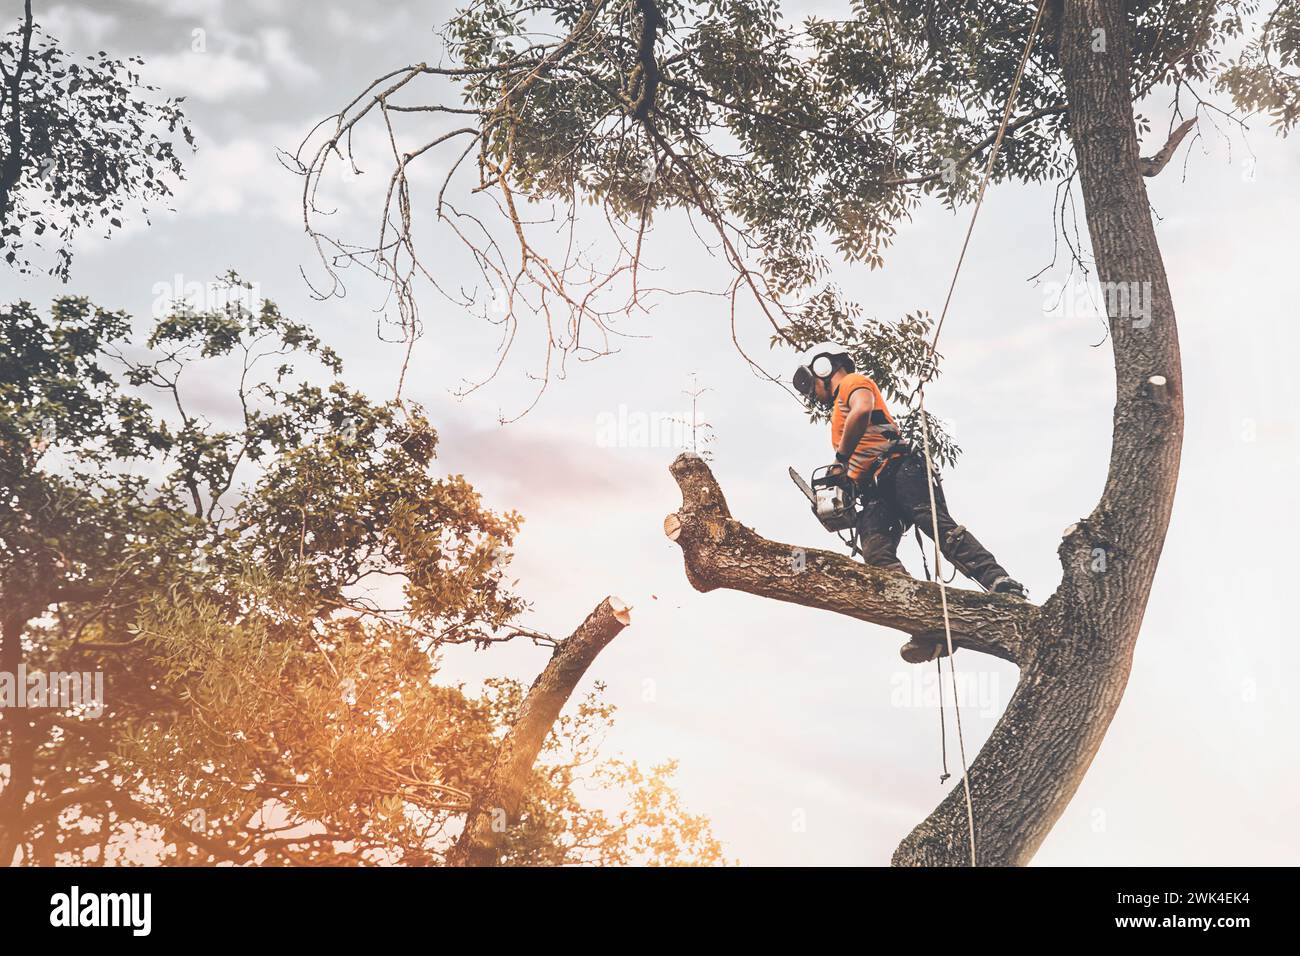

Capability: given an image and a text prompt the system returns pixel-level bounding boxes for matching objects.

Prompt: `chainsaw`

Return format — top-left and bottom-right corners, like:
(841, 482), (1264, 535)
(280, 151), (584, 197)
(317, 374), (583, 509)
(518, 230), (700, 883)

(789, 464), (858, 533)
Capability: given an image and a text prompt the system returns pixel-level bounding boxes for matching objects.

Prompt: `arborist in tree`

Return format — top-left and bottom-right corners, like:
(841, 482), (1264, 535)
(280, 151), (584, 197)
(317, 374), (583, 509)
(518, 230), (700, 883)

(793, 341), (1028, 601)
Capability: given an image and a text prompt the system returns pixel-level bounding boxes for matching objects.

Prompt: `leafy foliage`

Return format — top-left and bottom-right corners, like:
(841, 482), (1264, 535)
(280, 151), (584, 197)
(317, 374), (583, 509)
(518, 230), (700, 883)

(0, 11), (193, 280)
(0, 279), (723, 865)
(307, 0), (1295, 436)
(1218, 0), (1300, 132)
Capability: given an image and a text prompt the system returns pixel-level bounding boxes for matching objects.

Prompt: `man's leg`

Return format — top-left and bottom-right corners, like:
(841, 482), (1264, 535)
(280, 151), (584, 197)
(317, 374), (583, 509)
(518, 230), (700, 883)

(855, 493), (907, 573)
(885, 453), (1025, 595)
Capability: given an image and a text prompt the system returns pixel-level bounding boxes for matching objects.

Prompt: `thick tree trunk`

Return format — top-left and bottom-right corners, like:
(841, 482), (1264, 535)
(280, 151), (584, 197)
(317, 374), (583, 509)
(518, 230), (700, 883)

(666, 0), (1183, 866)
(448, 596), (632, 866)
(895, 0), (1183, 867)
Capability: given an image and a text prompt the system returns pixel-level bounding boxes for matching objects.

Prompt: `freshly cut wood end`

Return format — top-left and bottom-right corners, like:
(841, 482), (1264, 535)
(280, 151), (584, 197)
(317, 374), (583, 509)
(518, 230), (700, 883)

(608, 596), (632, 625)
(663, 513), (682, 541)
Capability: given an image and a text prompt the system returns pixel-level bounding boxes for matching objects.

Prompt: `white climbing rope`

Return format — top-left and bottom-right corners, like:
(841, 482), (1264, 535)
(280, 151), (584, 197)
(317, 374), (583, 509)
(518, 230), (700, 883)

(913, 0), (1050, 867)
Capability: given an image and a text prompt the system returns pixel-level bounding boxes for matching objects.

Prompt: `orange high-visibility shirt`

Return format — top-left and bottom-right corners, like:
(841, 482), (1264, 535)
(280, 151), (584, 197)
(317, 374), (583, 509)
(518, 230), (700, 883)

(830, 373), (902, 482)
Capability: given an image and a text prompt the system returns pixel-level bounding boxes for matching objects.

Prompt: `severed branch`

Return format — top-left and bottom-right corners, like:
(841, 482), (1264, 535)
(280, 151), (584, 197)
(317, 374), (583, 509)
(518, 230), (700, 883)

(448, 595), (632, 866)
(1138, 116), (1197, 176)
(663, 453), (1036, 663)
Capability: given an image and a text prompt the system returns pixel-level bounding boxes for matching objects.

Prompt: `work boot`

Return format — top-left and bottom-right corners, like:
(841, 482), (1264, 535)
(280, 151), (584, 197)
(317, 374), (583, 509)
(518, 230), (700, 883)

(988, 575), (1029, 600)
(899, 632), (953, 664)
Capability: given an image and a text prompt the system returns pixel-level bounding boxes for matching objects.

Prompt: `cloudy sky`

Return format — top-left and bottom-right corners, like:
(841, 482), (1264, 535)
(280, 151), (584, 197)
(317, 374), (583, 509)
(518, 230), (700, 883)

(9, 0), (1298, 865)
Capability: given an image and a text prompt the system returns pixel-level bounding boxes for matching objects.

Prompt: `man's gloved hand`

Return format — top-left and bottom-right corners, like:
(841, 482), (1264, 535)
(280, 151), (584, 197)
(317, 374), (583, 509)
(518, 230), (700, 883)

(827, 449), (852, 480)
(825, 463), (856, 494)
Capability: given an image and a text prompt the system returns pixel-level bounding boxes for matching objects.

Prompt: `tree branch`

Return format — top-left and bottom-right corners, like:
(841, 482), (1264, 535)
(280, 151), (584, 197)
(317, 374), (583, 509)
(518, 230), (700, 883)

(663, 453), (1036, 663)
(447, 595), (632, 866)
(1138, 116), (1196, 176)
(627, 0), (663, 121)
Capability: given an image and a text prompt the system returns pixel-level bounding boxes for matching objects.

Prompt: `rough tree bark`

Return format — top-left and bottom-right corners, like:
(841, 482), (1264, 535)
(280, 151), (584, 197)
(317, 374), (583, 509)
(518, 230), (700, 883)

(663, 476), (1038, 663)
(664, 0), (1183, 865)
(448, 596), (632, 866)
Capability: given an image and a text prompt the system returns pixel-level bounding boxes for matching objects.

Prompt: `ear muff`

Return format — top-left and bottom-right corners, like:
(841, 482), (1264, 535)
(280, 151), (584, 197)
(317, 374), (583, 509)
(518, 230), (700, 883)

(794, 347), (852, 402)
(809, 353), (836, 377)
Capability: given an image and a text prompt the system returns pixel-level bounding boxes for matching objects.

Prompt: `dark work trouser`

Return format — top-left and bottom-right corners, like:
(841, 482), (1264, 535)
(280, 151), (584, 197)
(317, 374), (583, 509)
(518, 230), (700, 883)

(854, 452), (1011, 590)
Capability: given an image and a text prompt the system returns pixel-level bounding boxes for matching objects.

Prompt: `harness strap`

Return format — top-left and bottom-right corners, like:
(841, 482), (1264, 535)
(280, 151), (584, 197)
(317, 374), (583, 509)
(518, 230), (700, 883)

(853, 439), (908, 488)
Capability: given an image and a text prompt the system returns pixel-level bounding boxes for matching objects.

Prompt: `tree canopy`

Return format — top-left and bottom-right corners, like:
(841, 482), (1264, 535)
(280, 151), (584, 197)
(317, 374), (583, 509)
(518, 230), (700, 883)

(0, 1), (193, 280)
(300, 2), (1291, 374)
(0, 278), (723, 865)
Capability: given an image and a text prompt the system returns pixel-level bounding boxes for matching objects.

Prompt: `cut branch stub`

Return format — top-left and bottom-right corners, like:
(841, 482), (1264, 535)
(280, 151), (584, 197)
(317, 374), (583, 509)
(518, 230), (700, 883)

(1138, 117), (1197, 177)
(664, 453), (1035, 663)
(448, 595), (631, 867)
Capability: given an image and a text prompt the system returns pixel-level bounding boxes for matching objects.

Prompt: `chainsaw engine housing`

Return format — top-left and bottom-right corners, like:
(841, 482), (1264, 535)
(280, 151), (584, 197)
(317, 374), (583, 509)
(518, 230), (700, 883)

(809, 466), (857, 532)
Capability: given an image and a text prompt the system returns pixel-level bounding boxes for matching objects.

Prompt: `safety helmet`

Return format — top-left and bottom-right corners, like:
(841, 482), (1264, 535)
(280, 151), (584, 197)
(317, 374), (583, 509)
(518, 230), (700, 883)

(792, 341), (855, 400)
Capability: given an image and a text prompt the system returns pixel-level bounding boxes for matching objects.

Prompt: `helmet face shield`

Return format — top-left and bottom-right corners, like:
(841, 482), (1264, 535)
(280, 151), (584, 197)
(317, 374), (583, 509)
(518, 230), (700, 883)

(792, 364), (815, 397)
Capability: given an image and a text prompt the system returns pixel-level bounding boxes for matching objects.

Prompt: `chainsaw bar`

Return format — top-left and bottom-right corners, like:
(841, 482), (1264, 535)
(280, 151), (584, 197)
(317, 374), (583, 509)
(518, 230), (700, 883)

(788, 466), (816, 505)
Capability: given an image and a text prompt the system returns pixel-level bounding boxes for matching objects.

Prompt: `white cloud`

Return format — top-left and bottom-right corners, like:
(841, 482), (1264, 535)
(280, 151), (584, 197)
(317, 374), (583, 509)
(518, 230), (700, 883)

(176, 124), (302, 224)
(324, 6), (415, 44)
(124, 0), (259, 19)
(141, 48), (271, 102)
(254, 26), (318, 85)
(42, 5), (120, 49)
(135, 24), (317, 104)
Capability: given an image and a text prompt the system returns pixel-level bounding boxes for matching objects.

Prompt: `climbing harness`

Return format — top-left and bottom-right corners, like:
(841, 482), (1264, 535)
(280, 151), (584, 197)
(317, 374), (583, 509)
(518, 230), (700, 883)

(910, 0), (1051, 867)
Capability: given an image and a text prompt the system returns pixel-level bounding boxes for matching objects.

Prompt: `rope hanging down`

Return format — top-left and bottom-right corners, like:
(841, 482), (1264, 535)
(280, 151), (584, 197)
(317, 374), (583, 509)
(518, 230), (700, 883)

(912, 0), (1050, 867)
